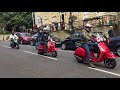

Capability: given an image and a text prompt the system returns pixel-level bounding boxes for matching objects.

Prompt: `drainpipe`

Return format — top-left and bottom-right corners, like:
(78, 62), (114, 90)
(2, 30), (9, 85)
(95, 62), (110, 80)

(32, 12), (35, 27)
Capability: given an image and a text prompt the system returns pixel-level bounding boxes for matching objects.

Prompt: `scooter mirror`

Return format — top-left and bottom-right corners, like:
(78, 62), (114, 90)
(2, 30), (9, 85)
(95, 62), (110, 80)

(96, 37), (103, 42)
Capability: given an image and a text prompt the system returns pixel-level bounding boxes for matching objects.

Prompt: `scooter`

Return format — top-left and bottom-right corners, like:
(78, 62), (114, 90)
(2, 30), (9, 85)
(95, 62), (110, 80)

(38, 39), (57, 57)
(10, 39), (19, 49)
(74, 37), (117, 69)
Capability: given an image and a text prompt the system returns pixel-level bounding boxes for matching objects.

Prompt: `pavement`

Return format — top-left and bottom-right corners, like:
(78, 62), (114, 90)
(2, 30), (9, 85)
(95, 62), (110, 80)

(0, 41), (120, 78)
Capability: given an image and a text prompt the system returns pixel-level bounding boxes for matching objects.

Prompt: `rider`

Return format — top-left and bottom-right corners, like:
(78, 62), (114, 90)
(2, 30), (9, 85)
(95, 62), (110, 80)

(9, 32), (19, 47)
(81, 23), (98, 68)
(41, 27), (50, 52)
(36, 27), (43, 48)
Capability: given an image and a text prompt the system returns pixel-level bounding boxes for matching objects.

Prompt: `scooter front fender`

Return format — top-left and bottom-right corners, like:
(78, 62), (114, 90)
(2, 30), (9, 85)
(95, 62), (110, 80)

(103, 52), (117, 59)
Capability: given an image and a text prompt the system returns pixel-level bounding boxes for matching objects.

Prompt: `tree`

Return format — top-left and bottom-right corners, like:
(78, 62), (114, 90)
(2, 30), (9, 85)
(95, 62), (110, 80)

(0, 12), (32, 32)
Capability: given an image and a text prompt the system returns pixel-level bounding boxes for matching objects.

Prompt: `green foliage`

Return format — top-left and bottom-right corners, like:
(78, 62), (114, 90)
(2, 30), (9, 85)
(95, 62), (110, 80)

(0, 12), (32, 30)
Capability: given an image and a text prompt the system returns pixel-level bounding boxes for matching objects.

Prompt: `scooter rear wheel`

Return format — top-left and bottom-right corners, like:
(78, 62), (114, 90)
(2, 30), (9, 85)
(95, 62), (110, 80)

(74, 55), (84, 63)
(11, 44), (14, 48)
(52, 51), (57, 57)
(104, 58), (117, 69)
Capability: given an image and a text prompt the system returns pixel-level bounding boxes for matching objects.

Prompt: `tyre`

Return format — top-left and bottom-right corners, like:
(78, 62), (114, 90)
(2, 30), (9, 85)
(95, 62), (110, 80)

(16, 46), (19, 49)
(38, 51), (44, 55)
(11, 45), (14, 48)
(11, 43), (14, 48)
(61, 43), (67, 50)
(116, 46), (120, 57)
(52, 51), (57, 57)
(74, 55), (84, 63)
(104, 58), (117, 69)
(16, 44), (19, 49)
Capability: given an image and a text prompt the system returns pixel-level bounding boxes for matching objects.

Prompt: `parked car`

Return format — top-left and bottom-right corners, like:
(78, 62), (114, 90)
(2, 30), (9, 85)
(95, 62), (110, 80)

(61, 32), (81, 50)
(61, 31), (107, 50)
(107, 36), (120, 57)
(15, 32), (31, 44)
(30, 33), (38, 46)
(50, 35), (61, 47)
(30, 34), (61, 47)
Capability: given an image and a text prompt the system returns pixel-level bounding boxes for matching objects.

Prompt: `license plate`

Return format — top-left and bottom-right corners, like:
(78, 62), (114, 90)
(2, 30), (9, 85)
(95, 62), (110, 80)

(55, 42), (61, 44)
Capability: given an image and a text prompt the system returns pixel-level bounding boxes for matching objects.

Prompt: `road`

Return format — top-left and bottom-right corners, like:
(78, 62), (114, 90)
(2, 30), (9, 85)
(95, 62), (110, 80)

(0, 41), (120, 78)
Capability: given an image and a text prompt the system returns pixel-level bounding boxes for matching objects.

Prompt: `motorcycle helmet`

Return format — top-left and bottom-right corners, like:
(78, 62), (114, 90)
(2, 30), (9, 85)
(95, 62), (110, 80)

(85, 23), (92, 32)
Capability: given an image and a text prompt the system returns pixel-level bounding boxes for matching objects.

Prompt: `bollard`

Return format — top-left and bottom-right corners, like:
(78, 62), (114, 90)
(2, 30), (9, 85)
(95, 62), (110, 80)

(3, 34), (4, 41)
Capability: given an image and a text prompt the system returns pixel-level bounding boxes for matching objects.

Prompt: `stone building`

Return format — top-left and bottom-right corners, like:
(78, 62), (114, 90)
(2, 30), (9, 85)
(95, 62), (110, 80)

(34, 12), (118, 36)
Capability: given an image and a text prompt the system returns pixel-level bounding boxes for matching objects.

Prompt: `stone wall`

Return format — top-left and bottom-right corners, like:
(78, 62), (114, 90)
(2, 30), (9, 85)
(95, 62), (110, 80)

(50, 30), (70, 40)
(0, 34), (10, 41)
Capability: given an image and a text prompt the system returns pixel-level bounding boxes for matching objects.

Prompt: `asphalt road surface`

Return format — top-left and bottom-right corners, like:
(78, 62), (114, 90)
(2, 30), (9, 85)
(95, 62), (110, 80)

(0, 41), (120, 78)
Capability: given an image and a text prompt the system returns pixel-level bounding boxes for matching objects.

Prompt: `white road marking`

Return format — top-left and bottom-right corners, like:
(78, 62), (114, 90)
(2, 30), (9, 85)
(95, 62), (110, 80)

(57, 49), (74, 53)
(24, 51), (58, 61)
(2, 45), (11, 48)
(88, 67), (120, 77)
(2, 44), (120, 77)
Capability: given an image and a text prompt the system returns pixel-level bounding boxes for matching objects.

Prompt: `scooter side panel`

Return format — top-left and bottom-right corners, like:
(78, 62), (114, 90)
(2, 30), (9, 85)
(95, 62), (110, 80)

(74, 47), (86, 58)
(38, 44), (44, 52)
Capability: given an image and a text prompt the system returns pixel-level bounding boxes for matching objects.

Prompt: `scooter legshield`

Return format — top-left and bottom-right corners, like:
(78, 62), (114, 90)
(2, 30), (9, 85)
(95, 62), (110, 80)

(103, 52), (117, 59)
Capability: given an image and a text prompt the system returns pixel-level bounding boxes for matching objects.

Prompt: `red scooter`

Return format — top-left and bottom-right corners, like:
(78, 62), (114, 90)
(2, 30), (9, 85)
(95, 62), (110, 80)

(74, 37), (117, 69)
(38, 39), (57, 57)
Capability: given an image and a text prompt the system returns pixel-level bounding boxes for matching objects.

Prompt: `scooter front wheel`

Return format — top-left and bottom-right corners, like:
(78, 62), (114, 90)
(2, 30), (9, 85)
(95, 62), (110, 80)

(104, 58), (117, 69)
(52, 51), (57, 57)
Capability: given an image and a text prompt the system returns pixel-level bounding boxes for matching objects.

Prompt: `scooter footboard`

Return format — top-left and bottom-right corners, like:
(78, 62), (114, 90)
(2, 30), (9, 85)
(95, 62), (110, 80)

(103, 53), (117, 59)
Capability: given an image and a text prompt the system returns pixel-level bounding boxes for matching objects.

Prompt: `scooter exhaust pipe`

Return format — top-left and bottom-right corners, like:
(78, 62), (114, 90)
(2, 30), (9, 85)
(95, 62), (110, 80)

(74, 55), (83, 61)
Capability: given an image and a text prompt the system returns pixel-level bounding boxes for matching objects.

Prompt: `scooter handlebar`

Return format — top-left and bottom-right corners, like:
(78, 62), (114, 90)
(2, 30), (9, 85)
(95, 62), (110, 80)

(90, 37), (103, 43)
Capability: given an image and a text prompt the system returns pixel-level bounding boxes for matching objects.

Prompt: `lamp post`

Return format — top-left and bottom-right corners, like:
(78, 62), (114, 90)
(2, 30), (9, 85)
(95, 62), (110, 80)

(32, 12), (35, 27)
(69, 12), (74, 33)
(2, 27), (4, 41)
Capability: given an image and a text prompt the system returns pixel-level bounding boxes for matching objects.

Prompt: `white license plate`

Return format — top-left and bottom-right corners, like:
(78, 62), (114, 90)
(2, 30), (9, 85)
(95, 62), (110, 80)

(55, 42), (61, 44)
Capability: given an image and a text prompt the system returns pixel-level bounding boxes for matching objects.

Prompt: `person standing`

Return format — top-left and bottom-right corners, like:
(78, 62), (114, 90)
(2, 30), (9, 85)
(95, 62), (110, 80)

(55, 22), (58, 31)
(69, 18), (73, 31)
(108, 26), (115, 38)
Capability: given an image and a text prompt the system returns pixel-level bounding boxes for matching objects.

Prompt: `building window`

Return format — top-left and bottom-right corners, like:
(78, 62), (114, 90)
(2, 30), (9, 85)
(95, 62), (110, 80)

(45, 19), (48, 25)
(103, 15), (116, 26)
(96, 12), (99, 16)
(83, 12), (89, 19)
(52, 16), (56, 23)
(96, 12), (104, 17)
